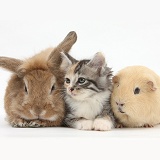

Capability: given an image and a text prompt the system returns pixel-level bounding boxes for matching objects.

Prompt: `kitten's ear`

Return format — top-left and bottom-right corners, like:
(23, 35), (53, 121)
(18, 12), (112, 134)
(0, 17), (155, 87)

(60, 52), (73, 71)
(87, 52), (105, 69)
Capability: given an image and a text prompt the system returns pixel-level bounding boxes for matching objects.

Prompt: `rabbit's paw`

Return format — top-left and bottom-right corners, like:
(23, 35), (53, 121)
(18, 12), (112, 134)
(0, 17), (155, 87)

(28, 120), (45, 128)
(11, 118), (29, 128)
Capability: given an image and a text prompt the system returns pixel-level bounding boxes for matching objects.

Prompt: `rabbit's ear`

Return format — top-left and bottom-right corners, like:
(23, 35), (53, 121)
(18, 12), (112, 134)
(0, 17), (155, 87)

(47, 31), (77, 71)
(56, 31), (77, 53)
(0, 57), (23, 76)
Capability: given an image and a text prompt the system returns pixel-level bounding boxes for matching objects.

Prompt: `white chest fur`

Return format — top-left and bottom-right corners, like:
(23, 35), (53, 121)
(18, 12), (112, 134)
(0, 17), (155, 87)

(66, 91), (110, 120)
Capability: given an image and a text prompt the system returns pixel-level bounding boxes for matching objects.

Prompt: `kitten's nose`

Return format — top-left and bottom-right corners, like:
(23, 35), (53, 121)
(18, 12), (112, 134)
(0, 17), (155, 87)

(69, 87), (74, 92)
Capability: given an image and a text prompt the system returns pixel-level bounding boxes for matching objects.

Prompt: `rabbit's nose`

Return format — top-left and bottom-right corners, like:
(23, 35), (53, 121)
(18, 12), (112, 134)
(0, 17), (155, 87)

(30, 107), (42, 117)
(34, 107), (41, 115)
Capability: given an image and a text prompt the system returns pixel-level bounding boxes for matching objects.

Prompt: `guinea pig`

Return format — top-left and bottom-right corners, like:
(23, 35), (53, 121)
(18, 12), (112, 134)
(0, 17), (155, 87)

(0, 31), (77, 127)
(111, 65), (160, 128)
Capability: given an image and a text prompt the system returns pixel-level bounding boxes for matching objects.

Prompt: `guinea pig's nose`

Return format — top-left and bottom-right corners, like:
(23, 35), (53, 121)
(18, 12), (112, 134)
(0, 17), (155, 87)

(116, 102), (124, 107)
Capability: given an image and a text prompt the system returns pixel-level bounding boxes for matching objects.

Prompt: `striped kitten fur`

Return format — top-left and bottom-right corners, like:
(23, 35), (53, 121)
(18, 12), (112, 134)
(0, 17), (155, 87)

(61, 52), (115, 131)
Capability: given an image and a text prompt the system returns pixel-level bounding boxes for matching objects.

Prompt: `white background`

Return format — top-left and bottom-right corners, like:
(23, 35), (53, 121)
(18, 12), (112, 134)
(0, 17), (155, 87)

(0, 0), (160, 159)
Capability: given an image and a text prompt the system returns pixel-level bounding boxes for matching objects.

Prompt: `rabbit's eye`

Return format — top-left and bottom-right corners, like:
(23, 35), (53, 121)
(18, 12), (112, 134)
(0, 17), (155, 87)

(24, 85), (28, 93)
(134, 87), (140, 94)
(65, 78), (70, 84)
(51, 85), (55, 92)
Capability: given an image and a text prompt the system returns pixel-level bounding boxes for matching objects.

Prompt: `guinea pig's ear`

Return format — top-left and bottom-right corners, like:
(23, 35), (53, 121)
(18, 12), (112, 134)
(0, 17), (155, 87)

(112, 76), (120, 84)
(0, 57), (23, 77)
(147, 81), (157, 91)
(60, 52), (77, 72)
(47, 31), (77, 71)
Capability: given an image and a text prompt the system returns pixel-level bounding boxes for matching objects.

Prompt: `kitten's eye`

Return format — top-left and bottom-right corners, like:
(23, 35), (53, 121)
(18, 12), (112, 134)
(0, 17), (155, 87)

(134, 87), (140, 94)
(51, 85), (55, 93)
(24, 85), (28, 93)
(65, 78), (70, 84)
(78, 77), (86, 84)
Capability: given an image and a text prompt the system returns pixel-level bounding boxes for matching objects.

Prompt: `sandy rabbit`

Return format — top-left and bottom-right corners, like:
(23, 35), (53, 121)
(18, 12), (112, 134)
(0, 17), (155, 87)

(0, 31), (77, 127)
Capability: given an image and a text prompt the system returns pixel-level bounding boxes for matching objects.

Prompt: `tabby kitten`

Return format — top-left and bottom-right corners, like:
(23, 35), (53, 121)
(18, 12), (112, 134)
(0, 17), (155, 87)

(61, 52), (115, 131)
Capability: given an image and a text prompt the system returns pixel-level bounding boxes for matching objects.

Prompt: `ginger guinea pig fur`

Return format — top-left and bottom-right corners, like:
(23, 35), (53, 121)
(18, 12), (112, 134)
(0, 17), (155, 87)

(111, 65), (160, 128)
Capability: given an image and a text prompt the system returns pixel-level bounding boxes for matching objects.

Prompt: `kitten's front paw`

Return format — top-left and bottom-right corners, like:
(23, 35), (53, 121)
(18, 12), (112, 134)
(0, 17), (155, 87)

(75, 120), (93, 130)
(93, 118), (113, 131)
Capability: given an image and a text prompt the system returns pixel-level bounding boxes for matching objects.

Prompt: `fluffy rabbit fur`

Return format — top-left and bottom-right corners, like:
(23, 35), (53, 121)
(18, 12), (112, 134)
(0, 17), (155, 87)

(0, 31), (77, 127)
(111, 65), (160, 128)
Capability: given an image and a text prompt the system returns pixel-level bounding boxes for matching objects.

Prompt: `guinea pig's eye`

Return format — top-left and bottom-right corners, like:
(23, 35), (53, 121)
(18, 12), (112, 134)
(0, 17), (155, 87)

(65, 78), (70, 84)
(134, 87), (140, 94)
(24, 85), (28, 93)
(78, 77), (86, 84)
